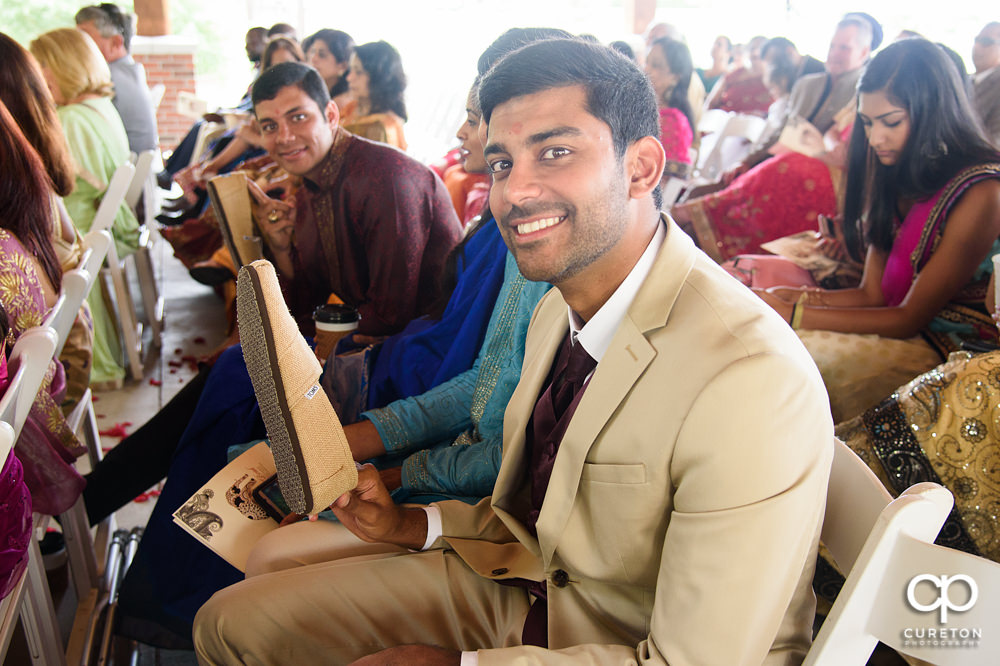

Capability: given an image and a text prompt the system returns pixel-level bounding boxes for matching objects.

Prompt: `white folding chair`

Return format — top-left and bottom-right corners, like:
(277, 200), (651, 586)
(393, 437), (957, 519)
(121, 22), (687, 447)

(94, 162), (146, 381)
(126, 150), (165, 348)
(806, 440), (1000, 665)
(0, 330), (67, 665)
(693, 112), (767, 182)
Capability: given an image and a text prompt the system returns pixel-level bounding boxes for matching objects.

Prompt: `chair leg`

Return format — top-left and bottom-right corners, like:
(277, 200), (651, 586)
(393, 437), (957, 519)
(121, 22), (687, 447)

(133, 231), (164, 348)
(20, 538), (66, 665)
(101, 263), (143, 382)
(60, 502), (100, 602)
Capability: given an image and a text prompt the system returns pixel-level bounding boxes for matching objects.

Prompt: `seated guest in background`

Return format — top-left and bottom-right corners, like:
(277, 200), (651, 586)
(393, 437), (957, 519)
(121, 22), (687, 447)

(672, 16), (874, 261)
(645, 22), (706, 125)
(195, 37), (833, 665)
(155, 25), (269, 188)
(0, 33), (92, 408)
(341, 40), (408, 150)
(441, 79), (491, 226)
(303, 29), (355, 110)
(705, 35), (773, 115)
(762, 36), (826, 86)
(0, 100), (87, 519)
(753, 39), (1000, 422)
(972, 21), (1000, 145)
(75, 3), (159, 154)
(30, 27), (139, 390)
(644, 37), (695, 178)
(697, 35), (731, 92)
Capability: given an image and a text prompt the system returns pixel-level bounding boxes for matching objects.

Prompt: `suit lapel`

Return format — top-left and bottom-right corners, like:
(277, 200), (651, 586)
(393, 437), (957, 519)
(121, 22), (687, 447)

(535, 218), (700, 564)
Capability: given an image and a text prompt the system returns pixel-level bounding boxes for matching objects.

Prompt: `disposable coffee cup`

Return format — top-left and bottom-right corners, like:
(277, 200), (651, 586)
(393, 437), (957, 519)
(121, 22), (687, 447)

(313, 304), (359, 362)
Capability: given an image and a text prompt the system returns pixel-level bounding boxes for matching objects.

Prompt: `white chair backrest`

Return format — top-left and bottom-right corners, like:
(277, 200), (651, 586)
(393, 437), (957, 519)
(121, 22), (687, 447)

(89, 163), (135, 235)
(807, 440), (1000, 665)
(126, 150), (156, 210)
(0, 327), (58, 438)
(726, 113), (768, 144)
(697, 108), (731, 135)
(822, 438), (893, 572)
(78, 229), (113, 284)
(0, 421), (12, 472)
(42, 270), (88, 357)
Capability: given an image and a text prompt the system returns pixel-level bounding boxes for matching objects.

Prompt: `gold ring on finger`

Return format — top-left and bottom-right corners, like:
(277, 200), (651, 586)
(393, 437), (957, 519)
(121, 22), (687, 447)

(268, 210), (280, 222)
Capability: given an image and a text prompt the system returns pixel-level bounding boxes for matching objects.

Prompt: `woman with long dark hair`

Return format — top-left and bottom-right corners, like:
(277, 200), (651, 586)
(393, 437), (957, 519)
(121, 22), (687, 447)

(645, 37), (695, 178)
(342, 40), (408, 150)
(757, 39), (1000, 421)
(0, 99), (87, 517)
(303, 29), (355, 110)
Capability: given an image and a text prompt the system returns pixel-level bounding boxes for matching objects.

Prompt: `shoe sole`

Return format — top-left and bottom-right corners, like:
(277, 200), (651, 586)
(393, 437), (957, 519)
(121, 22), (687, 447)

(238, 266), (313, 513)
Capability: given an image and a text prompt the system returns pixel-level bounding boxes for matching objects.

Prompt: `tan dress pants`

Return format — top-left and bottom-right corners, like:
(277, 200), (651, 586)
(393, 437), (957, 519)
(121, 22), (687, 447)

(193, 547), (530, 665)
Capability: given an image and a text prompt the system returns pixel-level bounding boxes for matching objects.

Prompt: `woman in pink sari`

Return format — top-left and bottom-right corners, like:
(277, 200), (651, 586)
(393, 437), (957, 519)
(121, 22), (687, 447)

(0, 101), (86, 516)
(645, 37), (695, 178)
(755, 40), (1000, 421)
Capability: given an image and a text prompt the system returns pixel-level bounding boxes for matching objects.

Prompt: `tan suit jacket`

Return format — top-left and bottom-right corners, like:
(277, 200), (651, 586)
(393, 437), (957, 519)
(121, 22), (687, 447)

(437, 219), (834, 665)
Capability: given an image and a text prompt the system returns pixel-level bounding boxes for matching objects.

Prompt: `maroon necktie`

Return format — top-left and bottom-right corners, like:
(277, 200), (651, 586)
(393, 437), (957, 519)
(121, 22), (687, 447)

(520, 331), (597, 647)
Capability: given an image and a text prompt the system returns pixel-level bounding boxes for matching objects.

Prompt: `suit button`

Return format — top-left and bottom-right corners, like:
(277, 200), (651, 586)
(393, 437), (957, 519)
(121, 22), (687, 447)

(552, 569), (569, 587)
(491, 568), (508, 576)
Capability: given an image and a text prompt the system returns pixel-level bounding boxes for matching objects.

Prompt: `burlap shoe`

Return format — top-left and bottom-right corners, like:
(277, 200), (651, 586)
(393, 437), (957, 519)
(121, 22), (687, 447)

(207, 173), (263, 268)
(237, 259), (357, 515)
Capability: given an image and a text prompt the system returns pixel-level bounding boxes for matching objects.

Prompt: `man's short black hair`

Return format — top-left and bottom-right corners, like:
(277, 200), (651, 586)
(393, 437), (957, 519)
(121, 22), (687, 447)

(479, 38), (659, 161)
(252, 61), (330, 116)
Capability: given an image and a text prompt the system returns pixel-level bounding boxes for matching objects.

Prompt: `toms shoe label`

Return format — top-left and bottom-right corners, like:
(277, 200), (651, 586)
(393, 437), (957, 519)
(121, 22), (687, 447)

(304, 384), (321, 400)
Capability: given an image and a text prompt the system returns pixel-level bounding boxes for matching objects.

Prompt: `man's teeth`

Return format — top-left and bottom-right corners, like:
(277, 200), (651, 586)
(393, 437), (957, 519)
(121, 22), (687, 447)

(516, 216), (562, 235)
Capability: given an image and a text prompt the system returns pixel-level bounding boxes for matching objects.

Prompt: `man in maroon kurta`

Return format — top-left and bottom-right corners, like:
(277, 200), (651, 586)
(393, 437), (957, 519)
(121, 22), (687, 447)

(250, 62), (461, 337)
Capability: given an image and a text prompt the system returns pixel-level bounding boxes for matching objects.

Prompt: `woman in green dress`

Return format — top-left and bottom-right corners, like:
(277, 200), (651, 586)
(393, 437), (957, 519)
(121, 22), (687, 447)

(31, 27), (140, 388)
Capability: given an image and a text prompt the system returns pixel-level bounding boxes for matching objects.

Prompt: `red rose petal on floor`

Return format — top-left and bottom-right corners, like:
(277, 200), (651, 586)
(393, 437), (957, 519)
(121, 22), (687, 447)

(181, 355), (197, 363)
(174, 348), (182, 355)
(168, 360), (183, 368)
(148, 489), (161, 498)
(101, 446), (112, 455)
(133, 492), (150, 503)
(99, 422), (133, 439)
(149, 378), (162, 386)
(194, 336), (206, 344)
(169, 368), (177, 374)
(91, 395), (100, 402)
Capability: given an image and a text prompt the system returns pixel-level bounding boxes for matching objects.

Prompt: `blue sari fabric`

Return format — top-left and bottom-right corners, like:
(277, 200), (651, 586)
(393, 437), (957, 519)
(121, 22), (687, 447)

(367, 221), (507, 408)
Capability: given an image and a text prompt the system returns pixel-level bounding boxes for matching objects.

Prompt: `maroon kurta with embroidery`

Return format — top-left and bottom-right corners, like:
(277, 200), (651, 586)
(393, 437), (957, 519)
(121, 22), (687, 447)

(279, 131), (462, 336)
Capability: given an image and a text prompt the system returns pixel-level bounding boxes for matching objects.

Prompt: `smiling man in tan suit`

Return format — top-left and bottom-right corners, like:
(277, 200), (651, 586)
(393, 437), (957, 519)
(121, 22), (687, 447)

(195, 38), (834, 665)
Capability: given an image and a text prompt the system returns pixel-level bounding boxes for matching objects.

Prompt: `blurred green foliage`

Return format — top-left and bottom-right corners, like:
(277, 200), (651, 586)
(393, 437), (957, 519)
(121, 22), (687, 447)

(0, 0), (231, 78)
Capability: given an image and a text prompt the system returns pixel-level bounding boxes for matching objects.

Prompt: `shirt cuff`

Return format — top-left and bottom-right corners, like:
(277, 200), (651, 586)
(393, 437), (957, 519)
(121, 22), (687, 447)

(460, 651), (479, 666)
(420, 505), (442, 551)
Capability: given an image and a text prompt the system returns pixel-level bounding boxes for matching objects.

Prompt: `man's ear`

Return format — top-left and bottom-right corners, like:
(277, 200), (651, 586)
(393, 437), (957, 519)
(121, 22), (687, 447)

(325, 100), (340, 129)
(112, 34), (125, 53)
(626, 135), (666, 200)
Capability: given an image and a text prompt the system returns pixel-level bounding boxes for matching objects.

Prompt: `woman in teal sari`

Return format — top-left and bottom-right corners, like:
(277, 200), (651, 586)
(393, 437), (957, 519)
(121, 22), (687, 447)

(755, 39), (1000, 422)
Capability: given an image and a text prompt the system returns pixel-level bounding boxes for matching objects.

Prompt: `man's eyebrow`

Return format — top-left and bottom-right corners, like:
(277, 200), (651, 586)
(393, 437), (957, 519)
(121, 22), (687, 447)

(483, 142), (506, 159)
(527, 126), (584, 144)
(483, 126), (584, 158)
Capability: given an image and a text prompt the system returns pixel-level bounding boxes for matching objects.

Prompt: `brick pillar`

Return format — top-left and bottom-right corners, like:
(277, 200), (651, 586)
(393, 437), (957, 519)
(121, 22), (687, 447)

(132, 36), (197, 152)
